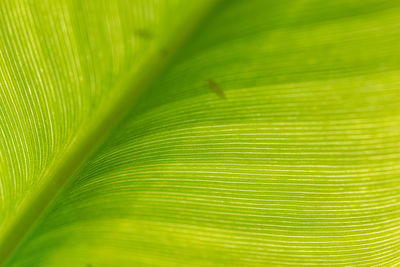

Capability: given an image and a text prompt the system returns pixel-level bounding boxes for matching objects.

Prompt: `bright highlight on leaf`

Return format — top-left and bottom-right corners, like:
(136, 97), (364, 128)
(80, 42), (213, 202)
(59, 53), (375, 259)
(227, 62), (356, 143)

(1, 0), (400, 266)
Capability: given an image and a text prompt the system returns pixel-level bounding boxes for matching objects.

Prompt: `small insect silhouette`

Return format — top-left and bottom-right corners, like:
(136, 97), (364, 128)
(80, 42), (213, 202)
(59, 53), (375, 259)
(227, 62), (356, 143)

(208, 79), (226, 99)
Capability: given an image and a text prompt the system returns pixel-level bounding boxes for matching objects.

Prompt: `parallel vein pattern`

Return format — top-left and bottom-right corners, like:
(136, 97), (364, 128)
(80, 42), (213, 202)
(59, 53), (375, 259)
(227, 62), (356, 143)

(0, 0), (175, 225)
(2, 0), (400, 266)
(0, 0), (218, 262)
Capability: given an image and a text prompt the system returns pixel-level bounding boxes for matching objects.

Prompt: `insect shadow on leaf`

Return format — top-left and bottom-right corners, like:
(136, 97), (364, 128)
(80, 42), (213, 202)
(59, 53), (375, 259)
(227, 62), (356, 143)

(208, 79), (226, 99)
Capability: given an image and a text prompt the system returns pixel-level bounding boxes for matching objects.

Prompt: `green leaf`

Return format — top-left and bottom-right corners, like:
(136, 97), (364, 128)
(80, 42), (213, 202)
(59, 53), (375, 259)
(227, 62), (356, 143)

(1, 0), (400, 266)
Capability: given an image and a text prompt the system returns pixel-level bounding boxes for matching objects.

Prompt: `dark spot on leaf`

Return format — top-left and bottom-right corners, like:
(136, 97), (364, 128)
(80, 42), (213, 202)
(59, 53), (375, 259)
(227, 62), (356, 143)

(208, 80), (226, 99)
(135, 29), (153, 39)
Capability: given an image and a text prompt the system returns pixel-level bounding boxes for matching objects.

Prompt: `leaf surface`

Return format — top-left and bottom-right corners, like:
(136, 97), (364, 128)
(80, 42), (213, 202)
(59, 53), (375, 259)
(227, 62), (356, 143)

(1, 0), (400, 266)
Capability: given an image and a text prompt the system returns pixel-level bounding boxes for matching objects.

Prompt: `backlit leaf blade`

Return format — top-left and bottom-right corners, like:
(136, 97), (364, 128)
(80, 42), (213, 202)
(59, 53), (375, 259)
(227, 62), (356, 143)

(2, 0), (400, 266)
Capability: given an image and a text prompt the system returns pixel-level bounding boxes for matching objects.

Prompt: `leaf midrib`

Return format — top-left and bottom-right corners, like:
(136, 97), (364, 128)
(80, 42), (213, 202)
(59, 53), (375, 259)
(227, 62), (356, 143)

(0, 1), (221, 264)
